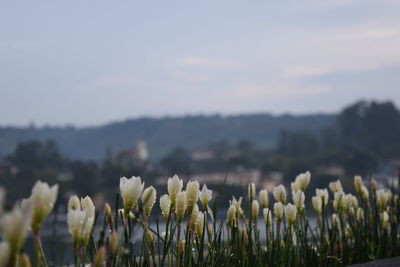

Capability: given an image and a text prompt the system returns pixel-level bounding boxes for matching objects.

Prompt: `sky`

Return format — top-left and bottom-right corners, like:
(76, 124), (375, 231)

(0, 0), (400, 126)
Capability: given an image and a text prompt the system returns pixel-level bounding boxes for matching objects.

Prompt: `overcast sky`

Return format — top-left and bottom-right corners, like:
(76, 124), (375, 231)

(1, 0), (400, 126)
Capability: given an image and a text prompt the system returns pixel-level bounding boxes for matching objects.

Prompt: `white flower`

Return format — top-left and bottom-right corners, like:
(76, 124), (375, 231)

(377, 189), (391, 210)
(0, 241), (10, 267)
(312, 196), (322, 214)
(23, 180), (58, 233)
(189, 204), (199, 230)
(142, 186), (157, 216)
(168, 175), (183, 203)
(284, 203), (297, 223)
(1, 204), (32, 253)
(186, 181), (200, 213)
(332, 213), (340, 228)
(196, 212), (205, 238)
(274, 202), (284, 220)
(67, 195), (95, 245)
(199, 184), (212, 208)
(120, 176), (144, 213)
(356, 208), (364, 221)
(292, 190), (305, 210)
(248, 182), (256, 200)
(361, 185), (369, 200)
(273, 185), (287, 204)
(230, 196), (244, 217)
(354, 175), (363, 194)
(292, 171), (311, 191)
(259, 189), (269, 208)
(159, 194), (172, 220)
(251, 200), (259, 220)
(382, 211), (389, 230)
(263, 208), (272, 226)
(315, 189), (329, 207)
(175, 191), (187, 221)
(329, 180), (343, 193)
(227, 205), (236, 226)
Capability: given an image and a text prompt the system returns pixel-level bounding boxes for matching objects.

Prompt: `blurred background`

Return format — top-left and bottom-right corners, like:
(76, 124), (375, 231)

(1, 1), (400, 207)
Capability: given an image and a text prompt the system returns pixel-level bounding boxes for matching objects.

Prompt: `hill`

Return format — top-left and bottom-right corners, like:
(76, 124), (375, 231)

(0, 113), (335, 161)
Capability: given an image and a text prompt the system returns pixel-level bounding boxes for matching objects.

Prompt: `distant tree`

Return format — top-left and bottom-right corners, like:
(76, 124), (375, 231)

(160, 147), (191, 175)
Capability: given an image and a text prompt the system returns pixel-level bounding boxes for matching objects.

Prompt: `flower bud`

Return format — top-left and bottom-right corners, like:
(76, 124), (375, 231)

(284, 203), (297, 223)
(356, 208), (364, 221)
(354, 175), (363, 193)
(160, 194), (172, 220)
(67, 195), (95, 245)
(312, 196), (322, 214)
(377, 189), (391, 210)
(329, 180), (343, 193)
(292, 190), (305, 210)
(382, 211), (389, 230)
(273, 185), (287, 204)
(361, 186), (369, 201)
(175, 191), (187, 222)
(189, 204), (199, 230)
(371, 179), (377, 194)
(199, 184), (212, 208)
(196, 212), (205, 239)
(109, 231), (119, 255)
(274, 202), (284, 221)
(248, 183), (256, 200)
(104, 203), (112, 218)
(227, 205), (236, 226)
(120, 176), (144, 214)
(251, 200), (259, 220)
(259, 189), (269, 208)
(186, 181), (200, 214)
(168, 175), (183, 204)
(230, 196), (244, 217)
(242, 229), (249, 247)
(93, 246), (106, 267)
(263, 208), (272, 226)
(142, 186), (157, 217)
(316, 188), (329, 207)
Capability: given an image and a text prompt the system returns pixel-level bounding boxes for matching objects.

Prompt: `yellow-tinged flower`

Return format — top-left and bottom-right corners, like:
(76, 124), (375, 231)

(248, 182), (256, 200)
(251, 200), (259, 220)
(291, 171), (311, 191)
(292, 190), (305, 210)
(356, 208), (364, 221)
(167, 175), (183, 204)
(227, 205), (236, 226)
(274, 202), (284, 220)
(196, 212), (205, 239)
(377, 189), (391, 210)
(329, 180), (343, 193)
(316, 188), (329, 207)
(142, 186), (157, 217)
(22, 180), (58, 233)
(284, 203), (297, 223)
(259, 189), (269, 208)
(263, 208), (272, 226)
(1, 203), (32, 254)
(159, 194), (172, 220)
(273, 185), (287, 204)
(354, 175), (363, 194)
(199, 184), (212, 208)
(382, 211), (389, 230)
(361, 185), (369, 201)
(175, 191), (187, 222)
(120, 176), (144, 213)
(312, 196), (322, 214)
(0, 241), (10, 267)
(186, 181), (200, 214)
(189, 204), (199, 230)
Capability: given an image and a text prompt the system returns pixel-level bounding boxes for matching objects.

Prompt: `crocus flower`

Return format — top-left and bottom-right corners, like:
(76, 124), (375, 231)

(120, 176), (144, 214)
